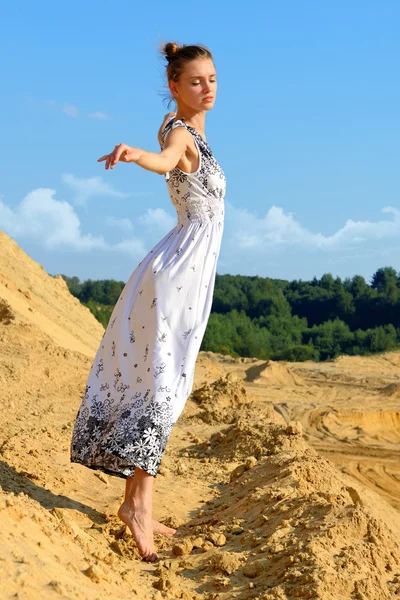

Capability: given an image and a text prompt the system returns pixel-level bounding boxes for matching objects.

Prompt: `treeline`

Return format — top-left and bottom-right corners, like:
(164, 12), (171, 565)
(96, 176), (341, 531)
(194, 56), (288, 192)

(60, 267), (400, 362)
(62, 276), (125, 328)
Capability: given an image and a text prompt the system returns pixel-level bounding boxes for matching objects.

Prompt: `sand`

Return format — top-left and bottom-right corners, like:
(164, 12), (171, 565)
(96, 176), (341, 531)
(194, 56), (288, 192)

(0, 229), (399, 599)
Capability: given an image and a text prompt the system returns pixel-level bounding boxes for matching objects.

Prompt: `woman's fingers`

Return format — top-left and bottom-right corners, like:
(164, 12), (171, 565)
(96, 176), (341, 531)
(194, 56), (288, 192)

(111, 144), (127, 168)
(97, 153), (112, 169)
(98, 144), (128, 169)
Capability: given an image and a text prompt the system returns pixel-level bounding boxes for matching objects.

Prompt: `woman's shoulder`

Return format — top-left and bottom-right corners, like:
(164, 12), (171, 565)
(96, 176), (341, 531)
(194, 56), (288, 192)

(166, 117), (187, 134)
(160, 117), (189, 147)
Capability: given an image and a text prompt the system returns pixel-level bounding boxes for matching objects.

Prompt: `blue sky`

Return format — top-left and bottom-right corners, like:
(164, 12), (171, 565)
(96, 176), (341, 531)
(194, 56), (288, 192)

(1, 1), (399, 284)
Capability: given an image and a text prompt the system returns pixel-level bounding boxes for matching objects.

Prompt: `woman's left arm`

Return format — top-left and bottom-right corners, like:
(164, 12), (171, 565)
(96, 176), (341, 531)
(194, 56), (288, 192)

(98, 112), (177, 171)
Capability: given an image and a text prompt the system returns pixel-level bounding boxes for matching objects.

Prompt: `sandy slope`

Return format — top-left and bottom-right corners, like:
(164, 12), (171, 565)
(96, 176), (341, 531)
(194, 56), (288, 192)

(0, 231), (104, 357)
(0, 230), (399, 600)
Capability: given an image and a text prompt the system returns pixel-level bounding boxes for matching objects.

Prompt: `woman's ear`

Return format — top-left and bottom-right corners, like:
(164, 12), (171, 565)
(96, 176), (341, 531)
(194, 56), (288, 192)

(169, 81), (179, 99)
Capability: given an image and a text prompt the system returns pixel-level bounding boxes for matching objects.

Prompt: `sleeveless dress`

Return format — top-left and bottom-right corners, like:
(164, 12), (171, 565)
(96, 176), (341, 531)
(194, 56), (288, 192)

(70, 116), (226, 478)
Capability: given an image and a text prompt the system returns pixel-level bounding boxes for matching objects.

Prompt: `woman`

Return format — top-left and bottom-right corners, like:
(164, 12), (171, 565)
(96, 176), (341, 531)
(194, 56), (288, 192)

(70, 42), (226, 562)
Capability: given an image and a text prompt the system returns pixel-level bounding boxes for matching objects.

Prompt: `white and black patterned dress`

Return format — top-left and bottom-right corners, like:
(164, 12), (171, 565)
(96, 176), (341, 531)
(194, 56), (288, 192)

(70, 116), (226, 477)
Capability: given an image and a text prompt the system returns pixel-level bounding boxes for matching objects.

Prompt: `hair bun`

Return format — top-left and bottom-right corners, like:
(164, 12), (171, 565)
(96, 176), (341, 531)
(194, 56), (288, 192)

(163, 42), (181, 62)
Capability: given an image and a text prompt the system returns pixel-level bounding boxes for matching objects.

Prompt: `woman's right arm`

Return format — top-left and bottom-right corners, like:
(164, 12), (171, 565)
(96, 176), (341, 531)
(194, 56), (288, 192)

(97, 126), (188, 175)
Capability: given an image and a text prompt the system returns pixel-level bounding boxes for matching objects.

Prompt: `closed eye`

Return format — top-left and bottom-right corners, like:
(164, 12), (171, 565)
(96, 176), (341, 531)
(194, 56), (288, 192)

(192, 79), (217, 86)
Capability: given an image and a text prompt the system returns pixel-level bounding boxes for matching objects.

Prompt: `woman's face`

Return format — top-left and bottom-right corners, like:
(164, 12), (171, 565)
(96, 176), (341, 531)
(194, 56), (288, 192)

(171, 58), (217, 111)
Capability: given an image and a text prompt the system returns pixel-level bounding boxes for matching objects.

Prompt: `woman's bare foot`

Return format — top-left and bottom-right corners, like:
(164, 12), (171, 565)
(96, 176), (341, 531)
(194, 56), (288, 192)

(117, 500), (158, 562)
(152, 520), (177, 535)
(115, 520), (176, 539)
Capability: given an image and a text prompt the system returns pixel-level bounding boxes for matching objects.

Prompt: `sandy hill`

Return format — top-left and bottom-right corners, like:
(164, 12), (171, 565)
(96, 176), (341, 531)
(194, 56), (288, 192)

(0, 230), (399, 600)
(0, 230), (104, 357)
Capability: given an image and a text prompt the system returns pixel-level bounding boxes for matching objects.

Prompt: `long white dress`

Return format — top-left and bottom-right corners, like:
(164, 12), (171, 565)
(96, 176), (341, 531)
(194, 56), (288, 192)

(70, 116), (226, 477)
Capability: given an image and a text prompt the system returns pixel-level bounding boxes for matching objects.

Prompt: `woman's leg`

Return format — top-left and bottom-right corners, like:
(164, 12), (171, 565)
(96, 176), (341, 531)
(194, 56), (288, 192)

(117, 467), (158, 561)
(118, 472), (177, 533)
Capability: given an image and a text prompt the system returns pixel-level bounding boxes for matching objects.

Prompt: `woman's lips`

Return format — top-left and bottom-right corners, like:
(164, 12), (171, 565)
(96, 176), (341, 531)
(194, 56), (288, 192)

(203, 97), (213, 101)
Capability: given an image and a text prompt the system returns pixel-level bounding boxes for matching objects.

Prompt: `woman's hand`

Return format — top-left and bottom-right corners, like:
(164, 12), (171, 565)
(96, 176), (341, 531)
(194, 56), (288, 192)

(97, 143), (143, 169)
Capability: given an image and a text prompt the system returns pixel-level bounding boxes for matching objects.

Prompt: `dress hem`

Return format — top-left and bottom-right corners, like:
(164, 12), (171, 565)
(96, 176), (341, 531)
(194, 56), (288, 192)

(69, 457), (157, 480)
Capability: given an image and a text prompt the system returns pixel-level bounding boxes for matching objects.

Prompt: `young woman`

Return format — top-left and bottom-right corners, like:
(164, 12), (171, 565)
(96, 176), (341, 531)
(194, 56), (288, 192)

(70, 42), (226, 562)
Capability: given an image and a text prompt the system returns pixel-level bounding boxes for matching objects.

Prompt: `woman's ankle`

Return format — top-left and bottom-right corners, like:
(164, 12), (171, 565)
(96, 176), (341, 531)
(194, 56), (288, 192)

(123, 492), (152, 509)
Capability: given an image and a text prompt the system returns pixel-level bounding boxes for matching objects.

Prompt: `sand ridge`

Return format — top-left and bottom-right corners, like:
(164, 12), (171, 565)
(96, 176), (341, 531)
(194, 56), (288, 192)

(0, 231), (104, 357)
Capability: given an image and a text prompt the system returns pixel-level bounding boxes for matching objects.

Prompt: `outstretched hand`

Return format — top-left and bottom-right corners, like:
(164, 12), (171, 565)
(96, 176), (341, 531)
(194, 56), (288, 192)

(98, 143), (143, 169)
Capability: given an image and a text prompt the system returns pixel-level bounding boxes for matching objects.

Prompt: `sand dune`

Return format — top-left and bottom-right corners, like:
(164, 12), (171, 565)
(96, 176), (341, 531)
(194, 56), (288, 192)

(324, 409), (400, 444)
(0, 231), (104, 356)
(245, 359), (306, 387)
(1, 230), (400, 599)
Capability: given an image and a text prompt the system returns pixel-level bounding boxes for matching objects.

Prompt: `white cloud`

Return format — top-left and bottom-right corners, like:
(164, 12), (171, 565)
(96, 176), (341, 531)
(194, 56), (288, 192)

(0, 188), (107, 251)
(113, 238), (147, 256)
(106, 216), (134, 232)
(62, 103), (79, 118)
(316, 207), (400, 250)
(62, 173), (129, 207)
(138, 207), (176, 231)
(226, 202), (400, 252)
(88, 111), (110, 120)
(46, 99), (111, 120)
(0, 186), (169, 259)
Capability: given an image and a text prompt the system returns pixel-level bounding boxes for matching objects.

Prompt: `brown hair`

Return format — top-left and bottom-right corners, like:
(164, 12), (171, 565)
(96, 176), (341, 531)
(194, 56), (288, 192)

(159, 41), (214, 108)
